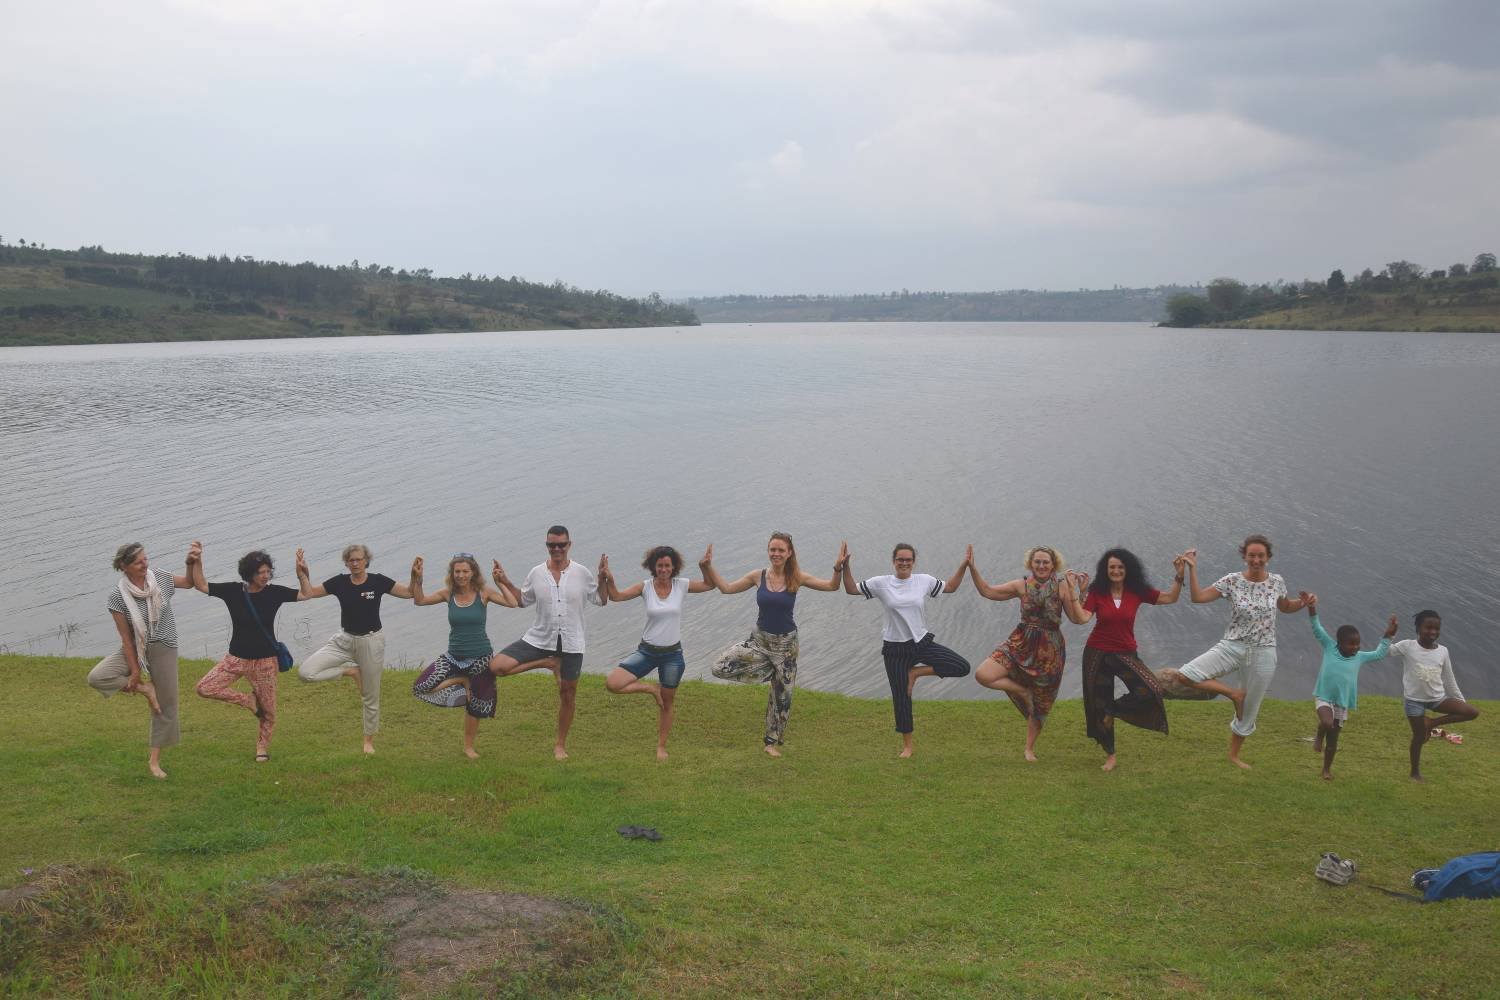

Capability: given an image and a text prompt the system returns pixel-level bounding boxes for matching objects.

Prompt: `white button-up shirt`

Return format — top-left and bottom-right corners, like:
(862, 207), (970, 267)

(519, 561), (604, 653)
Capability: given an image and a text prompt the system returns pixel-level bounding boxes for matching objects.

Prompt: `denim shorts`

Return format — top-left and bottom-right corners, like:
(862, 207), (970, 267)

(1404, 697), (1445, 717)
(619, 643), (686, 688)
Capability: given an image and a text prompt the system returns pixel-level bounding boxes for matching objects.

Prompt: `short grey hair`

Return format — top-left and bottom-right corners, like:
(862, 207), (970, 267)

(342, 543), (373, 564)
(112, 542), (145, 571)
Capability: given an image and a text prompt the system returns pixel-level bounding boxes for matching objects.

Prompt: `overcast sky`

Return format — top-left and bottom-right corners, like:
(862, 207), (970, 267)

(4, 0), (1497, 296)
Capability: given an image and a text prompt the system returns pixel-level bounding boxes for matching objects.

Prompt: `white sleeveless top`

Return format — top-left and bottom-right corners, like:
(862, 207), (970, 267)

(641, 577), (689, 646)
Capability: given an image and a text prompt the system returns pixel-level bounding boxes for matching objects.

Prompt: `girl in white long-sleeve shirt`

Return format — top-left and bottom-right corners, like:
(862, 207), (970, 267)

(1385, 610), (1479, 782)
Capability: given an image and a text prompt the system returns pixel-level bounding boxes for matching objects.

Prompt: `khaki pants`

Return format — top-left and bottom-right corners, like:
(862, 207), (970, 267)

(88, 642), (181, 748)
(298, 630), (385, 734)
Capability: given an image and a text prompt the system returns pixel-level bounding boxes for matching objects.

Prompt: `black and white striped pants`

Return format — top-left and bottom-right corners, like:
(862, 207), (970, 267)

(881, 633), (971, 734)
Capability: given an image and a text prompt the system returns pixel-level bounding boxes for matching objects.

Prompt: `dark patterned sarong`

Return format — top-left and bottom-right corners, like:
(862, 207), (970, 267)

(413, 652), (496, 719)
(1081, 646), (1168, 754)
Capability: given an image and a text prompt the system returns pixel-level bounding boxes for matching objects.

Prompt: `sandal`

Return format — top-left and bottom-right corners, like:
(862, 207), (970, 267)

(254, 752), (270, 763)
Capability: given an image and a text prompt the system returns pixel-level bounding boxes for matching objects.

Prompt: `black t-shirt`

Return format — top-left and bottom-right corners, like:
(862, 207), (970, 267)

(323, 573), (396, 633)
(207, 581), (301, 660)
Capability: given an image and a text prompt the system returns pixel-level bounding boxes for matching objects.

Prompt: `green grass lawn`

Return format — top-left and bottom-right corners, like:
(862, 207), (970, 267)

(2, 655), (1496, 998)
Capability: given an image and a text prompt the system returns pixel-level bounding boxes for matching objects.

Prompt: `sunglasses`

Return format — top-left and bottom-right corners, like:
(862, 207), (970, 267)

(452, 553), (475, 559)
(546, 541), (570, 550)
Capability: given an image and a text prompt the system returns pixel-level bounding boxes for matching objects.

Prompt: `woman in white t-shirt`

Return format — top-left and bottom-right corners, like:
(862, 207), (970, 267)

(599, 545), (719, 758)
(841, 543), (970, 757)
(1384, 609), (1479, 782)
(1169, 535), (1311, 769)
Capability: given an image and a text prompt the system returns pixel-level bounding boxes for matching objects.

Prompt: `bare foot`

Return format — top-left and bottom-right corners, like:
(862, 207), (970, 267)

(137, 681), (163, 715)
(363, 736), (375, 755)
(763, 744), (781, 757)
(1229, 688), (1247, 721)
(463, 746), (479, 759)
(1410, 773), (1426, 783)
(342, 666), (364, 696)
(657, 747), (669, 759)
(899, 747), (913, 758)
(1229, 754), (1252, 770)
(1101, 755), (1117, 772)
(554, 746), (569, 760)
(1322, 771), (1333, 780)
(149, 762), (168, 778)
(1024, 748), (1038, 762)
(1313, 739), (1324, 754)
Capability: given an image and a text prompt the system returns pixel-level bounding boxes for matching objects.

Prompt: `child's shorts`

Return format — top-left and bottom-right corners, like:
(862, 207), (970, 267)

(1314, 697), (1349, 722)
(1404, 697), (1445, 717)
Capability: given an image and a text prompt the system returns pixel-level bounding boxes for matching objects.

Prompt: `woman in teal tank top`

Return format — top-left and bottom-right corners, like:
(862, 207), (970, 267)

(410, 554), (517, 758)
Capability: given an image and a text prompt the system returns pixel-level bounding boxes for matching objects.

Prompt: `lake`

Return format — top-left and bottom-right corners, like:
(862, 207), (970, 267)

(3, 322), (1497, 705)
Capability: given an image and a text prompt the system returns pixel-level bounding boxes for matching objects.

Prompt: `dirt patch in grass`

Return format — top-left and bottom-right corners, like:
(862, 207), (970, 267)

(367, 889), (586, 993)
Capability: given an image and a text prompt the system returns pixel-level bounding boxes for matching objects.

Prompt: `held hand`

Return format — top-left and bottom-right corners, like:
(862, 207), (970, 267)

(185, 540), (202, 566)
(699, 543), (713, 569)
(295, 548), (310, 579)
(1385, 614), (1399, 639)
(1075, 571), (1090, 594)
(1181, 549), (1198, 568)
(965, 543), (975, 568)
(492, 558), (507, 586)
(411, 556), (424, 580)
(598, 553), (609, 578)
(1172, 553), (1186, 576)
(834, 540), (849, 571)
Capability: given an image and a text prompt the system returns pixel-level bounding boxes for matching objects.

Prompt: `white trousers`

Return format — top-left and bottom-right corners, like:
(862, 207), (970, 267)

(298, 630), (385, 734)
(1179, 639), (1278, 738)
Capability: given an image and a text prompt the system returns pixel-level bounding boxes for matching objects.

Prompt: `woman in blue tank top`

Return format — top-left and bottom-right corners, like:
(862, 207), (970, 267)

(702, 533), (848, 756)
(409, 554), (517, 758)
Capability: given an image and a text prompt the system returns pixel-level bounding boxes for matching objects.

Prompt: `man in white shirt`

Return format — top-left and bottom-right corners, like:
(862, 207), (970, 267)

(492, 526), (608, 759)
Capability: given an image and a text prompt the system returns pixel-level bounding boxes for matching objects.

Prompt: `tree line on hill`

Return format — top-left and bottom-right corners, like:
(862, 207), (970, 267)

(1163, 253), (1498, 327)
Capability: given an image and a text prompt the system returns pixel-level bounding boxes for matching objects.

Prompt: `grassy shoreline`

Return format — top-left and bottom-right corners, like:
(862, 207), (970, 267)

(3, 655), (1497, 998)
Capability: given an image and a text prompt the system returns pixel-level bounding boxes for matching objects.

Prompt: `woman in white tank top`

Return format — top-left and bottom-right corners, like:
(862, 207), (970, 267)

(599, 545), (719, 758)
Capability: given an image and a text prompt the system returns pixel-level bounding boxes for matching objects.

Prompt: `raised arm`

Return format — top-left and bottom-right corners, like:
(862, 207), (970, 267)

(797, 541), (848, 592)
(484, 559), (519, 607)
(385, 556), (420, 601)
(701, 544), (760, 595)
(599, 554), (646, 602)
(1059, 569), (1091, 624)
(410, 557), (449, 607)
(1183, 550), (1221, 603)
(1154, 554), (1186, 605)
(594, 555), (609, 606)
(1277, 589), (1309, 614)
(841, 555), (860, 595)
(295, 548), (328, 600)
(968, 546), (1025, 601)
(172, 540), (201, 589)
(686, 544), (723, 594)
(190, 544), (209, 593)
(943, 547), (969, 593)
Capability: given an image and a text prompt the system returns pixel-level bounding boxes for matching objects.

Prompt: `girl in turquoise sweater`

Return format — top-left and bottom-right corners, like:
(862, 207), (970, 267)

(1307, 594), (1397, 780)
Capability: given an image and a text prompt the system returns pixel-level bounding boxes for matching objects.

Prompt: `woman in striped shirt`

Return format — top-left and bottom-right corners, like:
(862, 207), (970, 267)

(87, 540), (201, 778)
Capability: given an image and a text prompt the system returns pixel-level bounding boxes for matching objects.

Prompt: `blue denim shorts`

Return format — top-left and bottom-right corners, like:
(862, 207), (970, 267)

(619, 643), (686, 688)
(1404, 697), (1445, 717)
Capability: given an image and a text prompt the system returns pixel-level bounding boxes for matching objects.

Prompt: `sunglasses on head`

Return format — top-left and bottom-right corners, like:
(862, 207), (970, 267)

(546, 541), (570, 550)
(452, 553), (475, 559)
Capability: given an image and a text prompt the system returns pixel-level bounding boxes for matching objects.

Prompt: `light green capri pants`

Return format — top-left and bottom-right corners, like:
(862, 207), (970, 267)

(88, 641), (181, 747)
(298, 630), (385, 734)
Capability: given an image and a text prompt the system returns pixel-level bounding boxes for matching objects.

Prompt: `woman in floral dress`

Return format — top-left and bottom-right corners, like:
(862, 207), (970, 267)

(969, 545), (1090, 761)
(1165, 535), (1311, 770)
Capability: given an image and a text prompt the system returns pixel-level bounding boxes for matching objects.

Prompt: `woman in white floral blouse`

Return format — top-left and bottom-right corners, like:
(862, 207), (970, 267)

(1166, 535), (1312, 769)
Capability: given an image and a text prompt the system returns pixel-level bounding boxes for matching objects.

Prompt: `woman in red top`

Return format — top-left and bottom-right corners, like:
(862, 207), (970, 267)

(1066, 548), (1184, 772)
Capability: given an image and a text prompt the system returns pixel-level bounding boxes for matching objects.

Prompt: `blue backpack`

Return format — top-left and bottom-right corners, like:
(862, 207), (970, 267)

(1417, 853), (1500, 902)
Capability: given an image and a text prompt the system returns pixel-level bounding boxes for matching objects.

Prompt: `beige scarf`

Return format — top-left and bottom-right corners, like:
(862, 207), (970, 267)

(119, 570), (162, 665)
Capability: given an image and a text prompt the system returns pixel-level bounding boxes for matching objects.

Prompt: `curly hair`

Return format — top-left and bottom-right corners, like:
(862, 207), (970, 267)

(641, 546), (683, 577)
(238, 550), (275, 582)
(1088, 548), (1153, 598)
(1023, 545), (1065, 575)
(112, 542), (145, 571)
(446, 555), (482, 595)
(1238, 534), (1273, 559)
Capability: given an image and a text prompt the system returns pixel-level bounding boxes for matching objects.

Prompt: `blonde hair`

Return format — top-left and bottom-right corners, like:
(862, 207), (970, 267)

(446, 555), (482, 595)
(769, 532), (801, 594)
(1023, 546), (1065, 575)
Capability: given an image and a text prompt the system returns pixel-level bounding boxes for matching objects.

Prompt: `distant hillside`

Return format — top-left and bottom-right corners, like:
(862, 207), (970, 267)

(688, 288), (1175, 324)
(1162, 255), (1500, 332)
(0, 242), (697, 348)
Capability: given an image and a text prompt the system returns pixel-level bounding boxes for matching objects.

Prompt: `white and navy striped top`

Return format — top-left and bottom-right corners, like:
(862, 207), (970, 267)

(106, 568), (180, 648)
(858, 573), (944, 643)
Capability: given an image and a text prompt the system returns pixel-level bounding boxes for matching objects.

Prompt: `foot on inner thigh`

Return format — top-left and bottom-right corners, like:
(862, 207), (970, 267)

(763, 744), (781, 757)
(1101, 755), (1117, 772)
(342, 666), (364, 695)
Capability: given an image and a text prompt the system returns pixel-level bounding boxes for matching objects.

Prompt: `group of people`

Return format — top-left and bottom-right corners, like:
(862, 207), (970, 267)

(88, 528), (1479, 783)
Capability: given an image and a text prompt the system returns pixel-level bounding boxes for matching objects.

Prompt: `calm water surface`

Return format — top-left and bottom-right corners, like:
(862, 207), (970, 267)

(3, 323), (1497, 704)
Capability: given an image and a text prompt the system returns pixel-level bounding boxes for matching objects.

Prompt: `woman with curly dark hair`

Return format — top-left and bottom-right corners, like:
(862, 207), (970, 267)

(598, 544), (719, 758)
(1067, 548), (1184, 772)
(191, 546), (311, 763)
